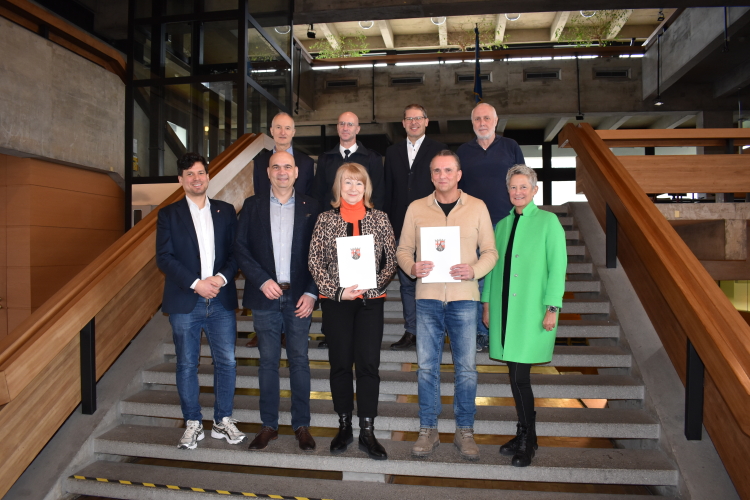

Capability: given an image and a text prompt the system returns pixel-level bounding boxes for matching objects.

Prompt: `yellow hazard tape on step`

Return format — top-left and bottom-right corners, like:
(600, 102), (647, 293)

(70, 475), (333, 499)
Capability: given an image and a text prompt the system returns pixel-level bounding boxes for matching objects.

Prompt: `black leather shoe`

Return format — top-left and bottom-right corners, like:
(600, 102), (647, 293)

(500, 422), (522, 456)
(358, 417), (387, 460)
(318, 336), (328, 349)
(295, 426), (316, 451)
(248, 426), (278, 450)
(511, 419), (537, 467)
(330, 413), (353, 453)
(390, 331), (416, 350)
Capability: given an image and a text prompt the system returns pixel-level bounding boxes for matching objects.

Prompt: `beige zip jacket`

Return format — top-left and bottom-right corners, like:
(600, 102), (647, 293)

(396, 190), (498, 302)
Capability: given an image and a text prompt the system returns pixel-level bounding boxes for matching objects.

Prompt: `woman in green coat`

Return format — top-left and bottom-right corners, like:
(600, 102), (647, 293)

(481, 164), (567, 467)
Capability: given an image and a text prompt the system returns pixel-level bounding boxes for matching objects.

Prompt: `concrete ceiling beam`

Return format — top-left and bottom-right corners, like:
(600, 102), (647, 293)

(377, 20), (395, 49)
(713, 58), (750, 98)
(319, 23), (341, 50)
(544, 117), (572, 142)
(495, 14), (507, 44)
(597, 115), (633, 130)
(439, 22), (448, 47)
(550, 11), (571, 42)
(497, 118), (508, 133)
(649, 114), (696, 129)
(605, 9), (633, 39)
(438, 120), (449, 134)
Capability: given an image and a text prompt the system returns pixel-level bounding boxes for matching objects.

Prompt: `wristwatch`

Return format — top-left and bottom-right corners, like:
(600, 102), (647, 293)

(546, 305), (560, 313)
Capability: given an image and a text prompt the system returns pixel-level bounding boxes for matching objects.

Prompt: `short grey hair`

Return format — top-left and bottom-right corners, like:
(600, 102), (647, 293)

(506, 164), (537, 189)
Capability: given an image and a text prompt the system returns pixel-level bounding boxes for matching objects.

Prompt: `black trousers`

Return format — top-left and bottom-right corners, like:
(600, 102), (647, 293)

(507, 361), (535, 426)
(321, 298), (384, 419)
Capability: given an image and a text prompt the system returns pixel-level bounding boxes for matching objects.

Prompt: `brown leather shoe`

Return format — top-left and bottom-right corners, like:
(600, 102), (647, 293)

(248, 426), (278, 450)
(294, 426), (316, 451)
(246, 335), (258, 347)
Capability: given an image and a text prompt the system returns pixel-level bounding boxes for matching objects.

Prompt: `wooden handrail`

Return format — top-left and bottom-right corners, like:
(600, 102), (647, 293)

(0, 133), (262, 405)
(560, 123), (750, 437)
(0, 0), (126, 82)
(560, 128), (750, 148)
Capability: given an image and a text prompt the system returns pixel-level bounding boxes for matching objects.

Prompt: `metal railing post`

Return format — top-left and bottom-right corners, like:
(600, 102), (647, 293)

(685, 338), (704, 440)
(606, 203), (617, 268)
(80, 319), (96, 415)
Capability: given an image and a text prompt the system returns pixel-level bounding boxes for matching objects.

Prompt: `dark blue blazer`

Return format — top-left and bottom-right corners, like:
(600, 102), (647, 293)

(252, 148), (315, 198)
(156, 197), (239, 314)
(234, 192), (320, 311)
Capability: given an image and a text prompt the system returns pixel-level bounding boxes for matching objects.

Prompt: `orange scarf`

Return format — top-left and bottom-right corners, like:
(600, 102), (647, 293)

(340, 199), (365, 235)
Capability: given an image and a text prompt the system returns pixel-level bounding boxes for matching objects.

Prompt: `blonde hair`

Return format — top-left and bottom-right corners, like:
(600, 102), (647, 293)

(330, 162), (373, 208)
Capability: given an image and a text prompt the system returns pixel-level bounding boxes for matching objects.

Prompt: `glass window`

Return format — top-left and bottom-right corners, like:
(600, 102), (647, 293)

(519, 145), (542, 169)
(551, 145), (576, 168)
(202, 20), (239, 73)
(534, 181), (544, 207)
(249, 0), (290, 19)
(132, 87), (151, 177)
(205, 0), (238, 11)
(247, 84), (276, 134)
(134, 0), (152, 19)
(133, 25), (154, 80)
(165, 23), (193, 78)
(248, 27), (285, 67)
(166, 0), (193, 16)
(264, 26), (292, 58)
(552, 181), (587, 205)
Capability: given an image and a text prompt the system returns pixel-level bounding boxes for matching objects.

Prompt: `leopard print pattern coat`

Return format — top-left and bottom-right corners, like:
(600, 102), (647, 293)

(308, 208), (397, 301)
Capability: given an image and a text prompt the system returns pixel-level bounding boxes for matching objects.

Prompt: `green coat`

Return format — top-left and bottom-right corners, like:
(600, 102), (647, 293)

(481, 202), (567, 364)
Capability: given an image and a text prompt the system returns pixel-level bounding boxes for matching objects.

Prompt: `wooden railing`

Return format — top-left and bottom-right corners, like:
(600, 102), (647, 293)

(0, 133), (266, 498)
(0, 0), (127, 82)
(560, 123), (750, 498)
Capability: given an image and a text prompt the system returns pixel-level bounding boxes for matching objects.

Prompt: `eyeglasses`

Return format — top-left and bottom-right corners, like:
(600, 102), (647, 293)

(404, 116), (426, 122)
(338, 121), (357, 127)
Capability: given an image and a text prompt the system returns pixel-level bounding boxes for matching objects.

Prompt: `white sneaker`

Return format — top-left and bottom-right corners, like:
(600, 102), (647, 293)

(177, 420), (204, 449)
(211, 416), (247, 444)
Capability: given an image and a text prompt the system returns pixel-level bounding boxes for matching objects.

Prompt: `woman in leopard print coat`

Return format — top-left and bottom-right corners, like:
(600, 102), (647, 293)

(308, 162), (397, 461)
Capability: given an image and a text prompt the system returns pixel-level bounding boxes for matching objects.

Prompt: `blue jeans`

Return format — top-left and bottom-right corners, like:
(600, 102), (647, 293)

(170, 297), (237, 423)
(476, 278), (489, 339)
(416, 299), (478, 429)
(252, 291), (312, 430)
(397, 262), (417, 335)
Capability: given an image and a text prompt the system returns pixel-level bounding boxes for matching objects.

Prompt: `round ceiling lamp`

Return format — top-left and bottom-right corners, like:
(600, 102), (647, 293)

(580, 10), (597, 18)
(274, 26), (291, 34)
(359, 20), (375, 29)
(430, 17), (447, 25)
(505, 13), (521, 21)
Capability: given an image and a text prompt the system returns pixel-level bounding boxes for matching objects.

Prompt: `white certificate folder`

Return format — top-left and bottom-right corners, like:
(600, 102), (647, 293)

(420, 226), (461, 283)
(336, 234), (377, 290)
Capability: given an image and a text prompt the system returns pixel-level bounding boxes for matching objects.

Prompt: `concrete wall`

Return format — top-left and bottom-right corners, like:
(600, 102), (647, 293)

(0, 16), (125, 179)
(296, 56), (648, 125)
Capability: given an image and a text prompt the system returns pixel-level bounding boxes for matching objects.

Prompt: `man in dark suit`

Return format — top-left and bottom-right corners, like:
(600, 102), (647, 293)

(384, 104), (446, 350)
(235, 151), (320, 452)
(313, 111), (384, 211)
(253, 112), (315, 198)
(156, 152), (245, 450)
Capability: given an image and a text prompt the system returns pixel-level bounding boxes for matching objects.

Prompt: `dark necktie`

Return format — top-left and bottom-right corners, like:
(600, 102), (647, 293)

(344, 149), (350, 160)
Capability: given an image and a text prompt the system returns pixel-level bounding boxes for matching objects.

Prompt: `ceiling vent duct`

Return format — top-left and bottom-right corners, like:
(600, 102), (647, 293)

(524, 69), (561, 81)
(325, 79), (358, 88)
(456, 73), (491, 83)
(390, 76), (424, 85)
(594, 68), (631, 79)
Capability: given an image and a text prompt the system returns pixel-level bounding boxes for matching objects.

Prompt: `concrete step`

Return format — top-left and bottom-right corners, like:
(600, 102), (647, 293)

(171, 342), (631, 368)
(142, 363), (645, 400)
(67, 461), (675, 500)
(558, 216), (573, 226)
(565, 230), (580, 240)
(121, 390), (659, 439)
(235, 316), (621, 339)
(566, 262), (593, 274)
(93, 425), (678, 486)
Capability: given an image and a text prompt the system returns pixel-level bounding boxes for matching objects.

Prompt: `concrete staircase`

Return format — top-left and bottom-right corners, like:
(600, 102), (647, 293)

(65, 205), (681, 499)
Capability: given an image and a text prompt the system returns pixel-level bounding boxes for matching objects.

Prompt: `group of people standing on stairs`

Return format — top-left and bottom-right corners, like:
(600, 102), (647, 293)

(155, 101), (568, 469)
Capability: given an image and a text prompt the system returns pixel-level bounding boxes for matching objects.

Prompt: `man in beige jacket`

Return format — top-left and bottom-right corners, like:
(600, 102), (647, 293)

(396, 150), (498, 461)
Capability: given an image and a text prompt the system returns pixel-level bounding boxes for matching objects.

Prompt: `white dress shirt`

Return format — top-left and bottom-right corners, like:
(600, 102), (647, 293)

(339, 142), (358, 159)
(186, 196), (227, 289)
(407, 135), (425, 168)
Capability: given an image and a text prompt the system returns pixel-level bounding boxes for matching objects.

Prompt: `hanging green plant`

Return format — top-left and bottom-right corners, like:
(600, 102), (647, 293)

(447, 21), (507, 51)
(311, 33), (370, 59)
(556, 10), (631, 47)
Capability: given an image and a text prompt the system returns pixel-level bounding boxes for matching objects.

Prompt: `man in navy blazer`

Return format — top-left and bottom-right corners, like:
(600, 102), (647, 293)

(235, 151), (320, 452)
(156, 152), (245, 450)
(252, 112), (315, 197)
(383, 104), (446, 350)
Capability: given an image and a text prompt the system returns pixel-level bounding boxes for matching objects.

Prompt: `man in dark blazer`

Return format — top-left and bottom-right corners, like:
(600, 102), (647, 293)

(156, 152), (245, 450)
(235, 151), (320, 452)
(384, 104), (446, 350)
(312, 111), (384, 211)
(253, 112), (315, 197)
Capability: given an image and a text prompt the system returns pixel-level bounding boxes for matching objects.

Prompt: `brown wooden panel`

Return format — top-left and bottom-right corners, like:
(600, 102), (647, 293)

(6, 308), (30, 336)
(0, 310), (7, 339)
(5, 226), (30, 267)
(5, 157), (123, 198)
(30, 265), (86, 308)
(29, 227), (123, 268)
(4, 185), (30, 227)
(700, 260), (750, 281)
(0, 336), (81, 498)
(95, 257), (164, 379)
(596, 128), (750, 148)
(5, 268), (30, 309)
(740, 311), (750, 327)
(25, 186), (123, 231)
(0, 185), (6, 227)
(670, 220), (725, 261)
(618, 156), (750, 193)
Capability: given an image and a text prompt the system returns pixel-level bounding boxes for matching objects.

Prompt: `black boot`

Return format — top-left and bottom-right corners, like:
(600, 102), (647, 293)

(511, 415), (537, 467)
(499, 422), (522, 456)
(358, 417), (387, 460)
(330, 413), (353, 453)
